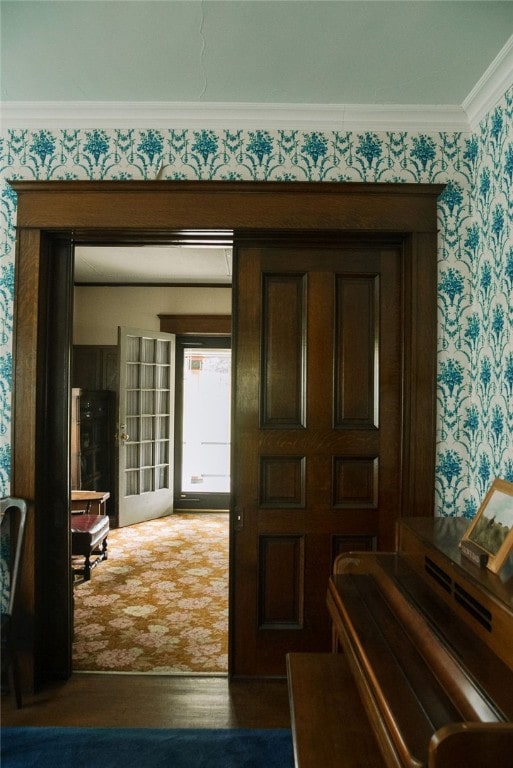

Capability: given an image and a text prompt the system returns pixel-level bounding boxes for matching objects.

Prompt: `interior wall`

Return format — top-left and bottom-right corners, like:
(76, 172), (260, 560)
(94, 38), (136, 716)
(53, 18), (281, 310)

(462, 89), (513, 512)
(73, 285), (231, 345)
(1, 87), (512, 516)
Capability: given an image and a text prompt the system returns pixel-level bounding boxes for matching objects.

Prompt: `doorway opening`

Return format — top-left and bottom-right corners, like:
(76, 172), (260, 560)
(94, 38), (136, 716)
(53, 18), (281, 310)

(174, 336), (231, 510)
(11, 179), (439, 685)
(72, 238), (233, 526)
(71, 243), (233, 673)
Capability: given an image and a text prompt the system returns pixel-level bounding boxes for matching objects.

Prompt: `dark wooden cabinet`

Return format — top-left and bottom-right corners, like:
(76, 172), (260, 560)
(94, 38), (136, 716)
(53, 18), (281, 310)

(71, 388), (116, 521)
(72, 345), (119, 522)
(72, 345), (118, 391)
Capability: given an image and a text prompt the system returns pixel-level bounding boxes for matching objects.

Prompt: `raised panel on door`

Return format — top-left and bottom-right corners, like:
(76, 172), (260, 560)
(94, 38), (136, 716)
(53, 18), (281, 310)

(259, 456), (306, 508)
(231, 237), (403, 676)
(258, 535), (305, 628)
(334, 274), (379, 428)
(261, 274), (306, 428)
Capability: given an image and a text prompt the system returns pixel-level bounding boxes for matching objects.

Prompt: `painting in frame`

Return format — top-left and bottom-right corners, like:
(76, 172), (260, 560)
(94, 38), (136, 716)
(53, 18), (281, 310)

(462, 478), (513, 574)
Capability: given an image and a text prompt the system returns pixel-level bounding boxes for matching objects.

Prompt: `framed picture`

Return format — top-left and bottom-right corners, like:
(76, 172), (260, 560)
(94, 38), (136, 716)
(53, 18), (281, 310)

(462, 478), (513, 574)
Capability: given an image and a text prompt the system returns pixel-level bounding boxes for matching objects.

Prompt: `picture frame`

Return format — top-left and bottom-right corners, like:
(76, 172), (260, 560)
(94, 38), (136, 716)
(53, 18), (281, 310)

(461, 478), (513, 574)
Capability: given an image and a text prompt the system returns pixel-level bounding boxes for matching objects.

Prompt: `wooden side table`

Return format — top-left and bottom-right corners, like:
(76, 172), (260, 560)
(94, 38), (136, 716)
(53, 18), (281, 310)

(71, 490), (110, 516)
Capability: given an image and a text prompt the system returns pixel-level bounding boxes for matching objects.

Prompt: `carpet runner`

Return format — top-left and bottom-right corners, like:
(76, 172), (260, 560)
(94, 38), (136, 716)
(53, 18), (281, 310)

(73, 513), (229, 673)
(1, 727), (293, 768)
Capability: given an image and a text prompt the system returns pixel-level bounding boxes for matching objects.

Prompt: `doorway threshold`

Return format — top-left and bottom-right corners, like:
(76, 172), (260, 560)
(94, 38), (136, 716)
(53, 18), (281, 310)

(74, 670), (229, 677)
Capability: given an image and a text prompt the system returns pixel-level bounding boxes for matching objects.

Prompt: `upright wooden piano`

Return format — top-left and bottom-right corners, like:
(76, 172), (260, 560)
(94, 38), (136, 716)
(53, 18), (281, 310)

(287, 517), (513, 768)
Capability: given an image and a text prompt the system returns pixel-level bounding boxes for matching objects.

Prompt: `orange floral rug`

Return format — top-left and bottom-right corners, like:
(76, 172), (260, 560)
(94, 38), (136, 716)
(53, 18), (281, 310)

(72, 513), (229, 674)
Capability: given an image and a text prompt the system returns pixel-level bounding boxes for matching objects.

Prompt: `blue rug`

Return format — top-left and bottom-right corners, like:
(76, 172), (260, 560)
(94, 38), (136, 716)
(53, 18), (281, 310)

(1, 727), (293, 768)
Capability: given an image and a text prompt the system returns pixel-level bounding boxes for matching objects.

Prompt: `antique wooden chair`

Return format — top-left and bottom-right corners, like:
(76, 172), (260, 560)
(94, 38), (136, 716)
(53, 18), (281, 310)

(1, 497), (27, 708)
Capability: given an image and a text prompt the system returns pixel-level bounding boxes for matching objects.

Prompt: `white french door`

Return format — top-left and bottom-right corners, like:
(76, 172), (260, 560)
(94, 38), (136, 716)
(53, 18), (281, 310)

(117, 326), (176, 527)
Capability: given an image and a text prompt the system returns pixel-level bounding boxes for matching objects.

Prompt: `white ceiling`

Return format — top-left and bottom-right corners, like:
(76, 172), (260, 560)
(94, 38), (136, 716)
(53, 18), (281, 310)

(74, 245), (233, 285)
(4, 1), (513, 283)
(2, 2), (513, 130)
(1, 0), (511, 105)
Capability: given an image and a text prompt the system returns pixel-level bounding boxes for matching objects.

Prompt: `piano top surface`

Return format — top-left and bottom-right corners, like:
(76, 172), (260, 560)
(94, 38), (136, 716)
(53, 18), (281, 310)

(328, 518), (513, 764)
(327, 517), (513, 768)
(399, 516), (513, 612)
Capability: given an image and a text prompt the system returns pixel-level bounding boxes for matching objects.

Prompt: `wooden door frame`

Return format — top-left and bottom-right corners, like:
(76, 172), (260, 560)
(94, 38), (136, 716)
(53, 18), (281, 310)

(10, 180), (443, 688)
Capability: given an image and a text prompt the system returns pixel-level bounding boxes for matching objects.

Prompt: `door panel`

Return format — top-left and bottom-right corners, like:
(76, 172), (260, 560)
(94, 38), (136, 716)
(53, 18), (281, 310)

(231, 238), (403, 675)
(117, 327), (175, 527)
(261, 274), (306, 427)
(334, 274), (379, 427)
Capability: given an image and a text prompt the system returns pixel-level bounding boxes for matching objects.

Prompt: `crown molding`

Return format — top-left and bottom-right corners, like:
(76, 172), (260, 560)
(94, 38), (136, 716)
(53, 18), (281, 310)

(3, 35), (512, 135)
(463, 34), (513, 130)
(0, 100), (470, 133)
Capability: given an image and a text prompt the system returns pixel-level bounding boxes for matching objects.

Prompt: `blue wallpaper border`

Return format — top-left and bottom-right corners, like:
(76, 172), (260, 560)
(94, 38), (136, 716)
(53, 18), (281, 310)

(1, 89), (512, 517)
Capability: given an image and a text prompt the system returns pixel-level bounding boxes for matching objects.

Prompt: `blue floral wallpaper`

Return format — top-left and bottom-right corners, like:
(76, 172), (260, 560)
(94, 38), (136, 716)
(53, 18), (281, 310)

(1, 88), (512, 517)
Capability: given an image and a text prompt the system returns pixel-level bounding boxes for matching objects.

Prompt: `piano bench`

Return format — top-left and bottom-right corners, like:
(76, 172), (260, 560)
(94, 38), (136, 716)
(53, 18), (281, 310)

(286, 652), (385, 768)
(71, 514), (109, 583)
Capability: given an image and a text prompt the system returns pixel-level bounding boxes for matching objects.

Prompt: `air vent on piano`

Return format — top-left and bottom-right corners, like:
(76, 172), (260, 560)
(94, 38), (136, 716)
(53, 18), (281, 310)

(424, 557), (452, 593)
(454, 583), (492, 632)
(424, 556), (494, 633)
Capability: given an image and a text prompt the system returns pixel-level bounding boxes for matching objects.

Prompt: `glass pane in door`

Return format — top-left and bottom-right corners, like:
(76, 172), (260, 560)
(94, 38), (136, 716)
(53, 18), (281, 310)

(117, 327), (175, 526)
(181, 347), (231, 493)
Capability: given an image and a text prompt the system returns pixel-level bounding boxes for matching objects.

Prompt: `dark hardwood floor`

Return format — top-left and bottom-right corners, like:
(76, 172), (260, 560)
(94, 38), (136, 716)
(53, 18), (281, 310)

(1, 674), (291, 729)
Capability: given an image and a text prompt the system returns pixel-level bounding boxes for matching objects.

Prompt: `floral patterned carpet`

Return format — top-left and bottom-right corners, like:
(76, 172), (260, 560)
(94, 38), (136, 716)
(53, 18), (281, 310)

(72, 513), (229, 674)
